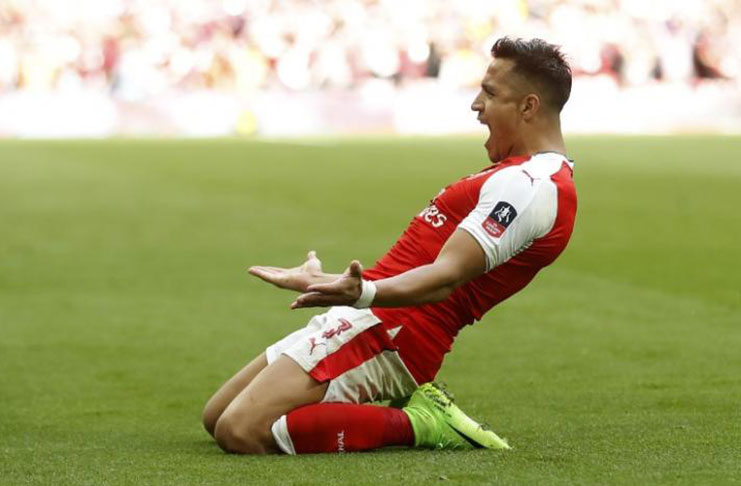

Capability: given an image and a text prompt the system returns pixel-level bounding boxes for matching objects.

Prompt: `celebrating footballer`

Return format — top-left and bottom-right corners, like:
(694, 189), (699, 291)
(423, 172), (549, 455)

(202, 37), (577, 455)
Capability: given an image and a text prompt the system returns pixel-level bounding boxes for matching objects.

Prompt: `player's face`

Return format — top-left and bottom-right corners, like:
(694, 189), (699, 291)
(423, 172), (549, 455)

(471, 58), (524, 162)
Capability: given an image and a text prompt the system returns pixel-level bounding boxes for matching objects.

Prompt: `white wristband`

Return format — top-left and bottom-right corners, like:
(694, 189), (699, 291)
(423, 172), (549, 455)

(353, 279), (377, 309)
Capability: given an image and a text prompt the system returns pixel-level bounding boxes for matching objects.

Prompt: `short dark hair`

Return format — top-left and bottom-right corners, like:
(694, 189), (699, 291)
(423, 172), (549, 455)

(491, 37), (572, 112)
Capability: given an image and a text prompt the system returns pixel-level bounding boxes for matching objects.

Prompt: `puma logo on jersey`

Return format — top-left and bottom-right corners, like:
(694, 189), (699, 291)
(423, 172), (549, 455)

(309, 319), (353, 355)
(419, 204), (448, 228)
(308, 337), (327, 355)
(522, 169), (539, 186)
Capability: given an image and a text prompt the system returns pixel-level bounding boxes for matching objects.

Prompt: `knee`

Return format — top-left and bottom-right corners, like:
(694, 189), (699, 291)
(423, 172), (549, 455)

(202, 399), (223, 438)
(202, 408), (217, 438)
(213, 413), (273, 455)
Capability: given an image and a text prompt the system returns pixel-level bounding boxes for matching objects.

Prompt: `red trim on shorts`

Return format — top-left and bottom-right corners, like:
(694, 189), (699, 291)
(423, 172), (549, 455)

(308, 324), (397, 383)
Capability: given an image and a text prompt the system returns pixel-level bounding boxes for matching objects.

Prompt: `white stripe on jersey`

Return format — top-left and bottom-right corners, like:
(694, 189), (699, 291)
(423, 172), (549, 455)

(458, 153), (570, 271)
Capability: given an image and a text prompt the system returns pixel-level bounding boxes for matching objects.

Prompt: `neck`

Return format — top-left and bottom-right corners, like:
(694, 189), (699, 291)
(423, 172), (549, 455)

(514, 118), (567, 158)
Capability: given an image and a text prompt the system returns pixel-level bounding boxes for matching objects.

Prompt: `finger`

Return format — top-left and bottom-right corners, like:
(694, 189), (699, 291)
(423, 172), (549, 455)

(348, 260), (364, 278)
(248, 267), (278, 279)
(249, 268), (277, 283)
(263, 266), (291, 272)
(304, 250), (322, 272)
(306, 281), (346, 294)
(249, 267), (286, 286)
(291, 292), (349, 309)
(307, 250), (322, 268)
(248, 266), (283, 274)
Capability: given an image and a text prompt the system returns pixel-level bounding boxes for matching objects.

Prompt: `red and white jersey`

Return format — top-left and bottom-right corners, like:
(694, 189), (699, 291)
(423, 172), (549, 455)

(363, 152), (577, 384)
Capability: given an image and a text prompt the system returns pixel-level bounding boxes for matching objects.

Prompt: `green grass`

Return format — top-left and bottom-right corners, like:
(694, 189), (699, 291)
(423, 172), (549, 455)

(1, 136), (740, 485)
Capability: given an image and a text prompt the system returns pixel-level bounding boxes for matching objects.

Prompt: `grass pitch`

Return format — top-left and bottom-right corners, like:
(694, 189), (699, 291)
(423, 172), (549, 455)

(1, 136), (739, 485)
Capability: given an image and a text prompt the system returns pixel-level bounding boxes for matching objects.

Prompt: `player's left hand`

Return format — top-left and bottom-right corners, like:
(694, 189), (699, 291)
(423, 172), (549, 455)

(291, 260), (364, 309)
(248, 250), (324, 292)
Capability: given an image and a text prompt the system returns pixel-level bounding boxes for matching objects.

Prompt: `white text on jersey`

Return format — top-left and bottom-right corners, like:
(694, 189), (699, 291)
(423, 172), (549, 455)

(419, 204), (447, 228)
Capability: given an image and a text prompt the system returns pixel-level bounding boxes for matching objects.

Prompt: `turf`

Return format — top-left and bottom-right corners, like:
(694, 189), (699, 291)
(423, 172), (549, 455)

(1, 136), (739, 485)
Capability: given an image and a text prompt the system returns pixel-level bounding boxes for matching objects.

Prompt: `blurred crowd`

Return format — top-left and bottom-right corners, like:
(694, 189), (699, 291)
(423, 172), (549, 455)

(1, 0), (739, 99)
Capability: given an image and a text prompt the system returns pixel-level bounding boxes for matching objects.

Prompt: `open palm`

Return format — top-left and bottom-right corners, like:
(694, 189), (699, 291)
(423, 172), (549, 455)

(248, 251), (324, 293)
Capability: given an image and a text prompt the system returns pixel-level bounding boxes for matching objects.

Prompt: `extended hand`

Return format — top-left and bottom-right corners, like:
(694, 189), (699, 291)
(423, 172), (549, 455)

(291, 260), (364, 309)
(248, 251), (324, 293)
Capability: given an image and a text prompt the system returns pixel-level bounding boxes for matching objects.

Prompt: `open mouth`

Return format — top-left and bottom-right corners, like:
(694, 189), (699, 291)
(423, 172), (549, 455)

(478, 118), (493, 149)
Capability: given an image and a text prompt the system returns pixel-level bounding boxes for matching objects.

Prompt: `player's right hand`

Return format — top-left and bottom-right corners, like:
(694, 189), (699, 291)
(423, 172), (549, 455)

(290, 260), (364, 309)
(248, 250), (324, 293)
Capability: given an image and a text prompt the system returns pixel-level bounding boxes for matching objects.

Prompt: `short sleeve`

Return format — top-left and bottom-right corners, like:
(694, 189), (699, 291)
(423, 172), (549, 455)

(458, 167), (557, 271)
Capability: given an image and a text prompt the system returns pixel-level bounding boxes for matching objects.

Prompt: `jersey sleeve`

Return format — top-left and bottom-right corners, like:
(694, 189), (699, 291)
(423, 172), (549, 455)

(458, 168), (557, 271)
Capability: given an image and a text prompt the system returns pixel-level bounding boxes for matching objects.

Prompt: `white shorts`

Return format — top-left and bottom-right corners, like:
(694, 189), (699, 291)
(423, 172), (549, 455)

(265, 306), (418, 404)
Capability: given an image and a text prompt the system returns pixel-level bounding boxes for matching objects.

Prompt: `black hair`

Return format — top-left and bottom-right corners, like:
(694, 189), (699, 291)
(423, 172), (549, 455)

(491, 37), (572, 112)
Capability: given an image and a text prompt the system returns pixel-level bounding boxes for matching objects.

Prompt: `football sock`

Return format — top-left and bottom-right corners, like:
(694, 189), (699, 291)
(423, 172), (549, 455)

(271, 403), (414, 454)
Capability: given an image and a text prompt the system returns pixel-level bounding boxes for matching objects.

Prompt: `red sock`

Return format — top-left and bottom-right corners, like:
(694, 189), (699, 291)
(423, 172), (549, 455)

(277, 403), (414, 453)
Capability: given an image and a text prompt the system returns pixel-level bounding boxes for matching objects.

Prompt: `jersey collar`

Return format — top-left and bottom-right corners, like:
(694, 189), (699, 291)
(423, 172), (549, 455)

(479, 152), (575, 176)
(479, 154), (531, 173)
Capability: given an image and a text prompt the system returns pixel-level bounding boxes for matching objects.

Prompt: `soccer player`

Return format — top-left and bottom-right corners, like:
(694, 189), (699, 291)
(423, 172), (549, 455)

(202, 37), (576, 454)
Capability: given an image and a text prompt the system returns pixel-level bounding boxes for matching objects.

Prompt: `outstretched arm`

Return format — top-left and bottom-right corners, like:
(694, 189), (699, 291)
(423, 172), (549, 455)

(291, 229), (487, 309)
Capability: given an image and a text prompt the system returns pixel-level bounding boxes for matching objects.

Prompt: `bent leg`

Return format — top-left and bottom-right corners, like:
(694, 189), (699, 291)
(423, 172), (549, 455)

(205, 310), (331, 437)
(211, 307), (423, 454)
(213, 355), (414, 455)
(202, 353), (268, 437)
(214, 355), (328, 454)
(277, 403), (414, 453)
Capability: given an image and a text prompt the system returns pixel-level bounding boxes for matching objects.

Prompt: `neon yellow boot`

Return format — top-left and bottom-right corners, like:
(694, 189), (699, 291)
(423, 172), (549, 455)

(403, 383), (511, 450)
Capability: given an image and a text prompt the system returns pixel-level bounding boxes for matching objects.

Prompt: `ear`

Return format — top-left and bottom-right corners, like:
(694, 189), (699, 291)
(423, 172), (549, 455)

(520, 94), (541, 121)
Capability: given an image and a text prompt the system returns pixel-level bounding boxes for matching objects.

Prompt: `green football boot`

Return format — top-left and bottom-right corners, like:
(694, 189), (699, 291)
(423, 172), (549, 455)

(402, 383), (511, 450)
